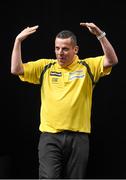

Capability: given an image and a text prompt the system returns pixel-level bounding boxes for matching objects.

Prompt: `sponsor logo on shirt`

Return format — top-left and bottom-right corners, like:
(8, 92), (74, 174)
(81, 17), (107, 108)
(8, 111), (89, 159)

(50, 71), (62, 77)
(69, 70), (85, 80)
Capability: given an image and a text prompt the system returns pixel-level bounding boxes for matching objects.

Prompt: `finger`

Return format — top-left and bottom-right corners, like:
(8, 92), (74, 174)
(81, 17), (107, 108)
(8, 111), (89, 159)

(25, 25), (39, 31)
(24, 26), (39, 35)
(80, 23), (87, 26)
(32, 25), (39, 29)
(28, 25), (39, 31)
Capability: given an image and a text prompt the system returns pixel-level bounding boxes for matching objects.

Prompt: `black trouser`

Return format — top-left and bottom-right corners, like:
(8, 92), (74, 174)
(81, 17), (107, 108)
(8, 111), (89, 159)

(38, 131), (89, 179)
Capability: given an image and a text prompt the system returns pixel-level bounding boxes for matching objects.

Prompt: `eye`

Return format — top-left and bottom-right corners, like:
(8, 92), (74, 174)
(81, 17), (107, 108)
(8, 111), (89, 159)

(55, 47), (59, 51)
(63, 48), (69, 52)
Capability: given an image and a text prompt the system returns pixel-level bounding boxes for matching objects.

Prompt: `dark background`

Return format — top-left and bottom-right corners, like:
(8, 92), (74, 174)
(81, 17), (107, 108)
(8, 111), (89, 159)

(0, 0), (125, 178)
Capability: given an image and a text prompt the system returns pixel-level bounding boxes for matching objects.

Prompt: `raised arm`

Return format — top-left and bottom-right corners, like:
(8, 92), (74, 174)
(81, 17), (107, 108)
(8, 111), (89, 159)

(80, 22), (118, 68)
(11, 25), (39, 75)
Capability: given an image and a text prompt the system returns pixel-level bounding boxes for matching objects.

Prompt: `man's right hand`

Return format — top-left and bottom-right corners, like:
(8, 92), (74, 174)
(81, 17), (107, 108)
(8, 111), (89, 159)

(16, 25), (39, 42)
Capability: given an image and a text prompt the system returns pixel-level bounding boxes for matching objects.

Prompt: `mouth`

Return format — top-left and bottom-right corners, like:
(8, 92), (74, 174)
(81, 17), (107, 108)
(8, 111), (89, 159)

(57, 59), (67, 67)
(58, 57), (66, 62)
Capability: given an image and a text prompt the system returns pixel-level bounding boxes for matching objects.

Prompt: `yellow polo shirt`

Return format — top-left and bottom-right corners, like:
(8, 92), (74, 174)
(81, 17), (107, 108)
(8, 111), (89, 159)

(19, 55), (111, 133)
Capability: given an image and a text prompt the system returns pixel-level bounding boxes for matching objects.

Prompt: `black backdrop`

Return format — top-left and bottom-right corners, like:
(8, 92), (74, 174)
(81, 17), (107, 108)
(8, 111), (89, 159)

(0, 0), (125, 178)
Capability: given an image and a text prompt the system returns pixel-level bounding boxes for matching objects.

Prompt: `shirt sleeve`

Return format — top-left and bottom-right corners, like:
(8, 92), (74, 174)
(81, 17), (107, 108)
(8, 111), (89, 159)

(85, 55), (112, 83)
(19, 59), (49, 84)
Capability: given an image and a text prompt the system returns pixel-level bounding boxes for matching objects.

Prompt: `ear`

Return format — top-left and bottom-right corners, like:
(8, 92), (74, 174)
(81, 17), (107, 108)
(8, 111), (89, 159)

(74, 46), (79, 54)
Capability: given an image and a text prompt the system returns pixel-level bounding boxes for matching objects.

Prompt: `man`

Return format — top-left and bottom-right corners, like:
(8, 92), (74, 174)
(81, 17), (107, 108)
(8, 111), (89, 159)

(11, 22), (118, 179)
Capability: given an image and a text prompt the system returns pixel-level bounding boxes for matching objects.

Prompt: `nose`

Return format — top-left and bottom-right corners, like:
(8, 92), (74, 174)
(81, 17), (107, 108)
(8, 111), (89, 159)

(58, 49), (64, 55)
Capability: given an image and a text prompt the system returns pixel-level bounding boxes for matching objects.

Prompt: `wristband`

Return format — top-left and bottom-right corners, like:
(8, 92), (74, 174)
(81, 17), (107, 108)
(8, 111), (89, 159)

(97, 32), (106, 40)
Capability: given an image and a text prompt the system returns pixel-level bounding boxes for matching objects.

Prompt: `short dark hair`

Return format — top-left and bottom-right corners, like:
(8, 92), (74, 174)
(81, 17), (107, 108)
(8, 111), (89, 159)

(56, 30), (77, 46)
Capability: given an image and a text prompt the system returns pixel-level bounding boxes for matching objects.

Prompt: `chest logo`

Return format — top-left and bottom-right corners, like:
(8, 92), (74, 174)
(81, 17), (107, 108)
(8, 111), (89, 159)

(69, 70), (85, 80)
(50, 71), (62, 77)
